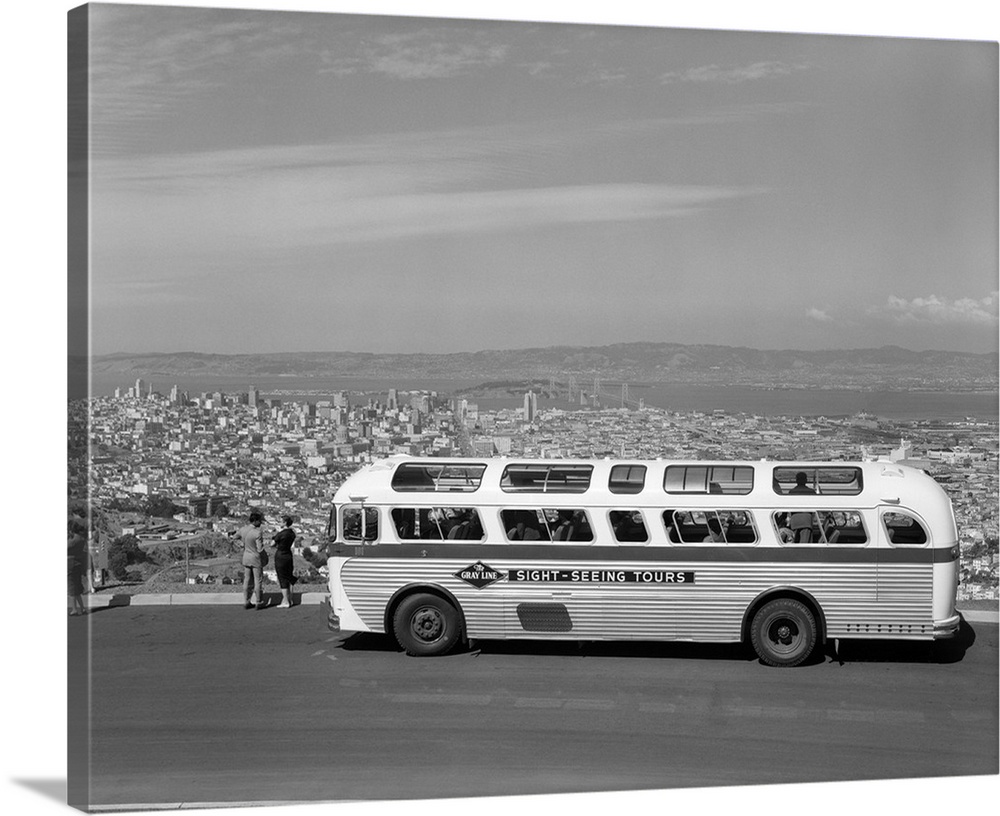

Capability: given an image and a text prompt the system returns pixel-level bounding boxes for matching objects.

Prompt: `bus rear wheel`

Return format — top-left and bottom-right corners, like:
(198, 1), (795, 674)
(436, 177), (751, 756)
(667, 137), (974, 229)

(750, 598), (817, 667)
(393, 593), (462, 656)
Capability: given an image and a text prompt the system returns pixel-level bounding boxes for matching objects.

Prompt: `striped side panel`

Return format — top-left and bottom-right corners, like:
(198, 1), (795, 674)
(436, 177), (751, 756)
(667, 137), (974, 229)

(343, 557), (939, 643)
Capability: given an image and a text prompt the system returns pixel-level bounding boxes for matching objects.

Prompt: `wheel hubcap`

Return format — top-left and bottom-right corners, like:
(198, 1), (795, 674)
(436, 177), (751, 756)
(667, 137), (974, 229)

(412, 608), (443, 642)
(769, 617), (800, 652)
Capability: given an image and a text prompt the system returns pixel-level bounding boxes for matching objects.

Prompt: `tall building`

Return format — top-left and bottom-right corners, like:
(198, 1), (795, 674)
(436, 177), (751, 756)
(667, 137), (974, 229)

(248, 385), (258, 406)
(523, 390), (537, 423)
(387, 389), (398, 411)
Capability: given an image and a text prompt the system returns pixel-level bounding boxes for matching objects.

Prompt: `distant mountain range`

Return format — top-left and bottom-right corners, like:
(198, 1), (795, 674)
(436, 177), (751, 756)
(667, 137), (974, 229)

(80, 343), (998, 391)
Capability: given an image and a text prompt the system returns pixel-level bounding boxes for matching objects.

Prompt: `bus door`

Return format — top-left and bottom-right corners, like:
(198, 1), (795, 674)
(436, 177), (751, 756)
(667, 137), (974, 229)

(340, 504), (380, 555)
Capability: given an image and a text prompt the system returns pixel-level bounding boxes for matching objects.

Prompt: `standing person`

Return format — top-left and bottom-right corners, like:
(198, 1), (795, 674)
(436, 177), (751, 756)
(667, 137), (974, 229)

(239, 511), (267, 610)
(271, 515), (298, 609)
(67, 519), (89, 617)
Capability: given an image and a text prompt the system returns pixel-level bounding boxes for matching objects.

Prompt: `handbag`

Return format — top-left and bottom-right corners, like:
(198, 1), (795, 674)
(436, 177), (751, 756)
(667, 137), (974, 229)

(260, 548), (269, 567)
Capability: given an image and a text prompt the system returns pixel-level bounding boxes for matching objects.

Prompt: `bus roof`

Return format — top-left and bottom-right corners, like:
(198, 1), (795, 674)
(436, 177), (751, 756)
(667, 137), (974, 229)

(333, 455), (946, 511)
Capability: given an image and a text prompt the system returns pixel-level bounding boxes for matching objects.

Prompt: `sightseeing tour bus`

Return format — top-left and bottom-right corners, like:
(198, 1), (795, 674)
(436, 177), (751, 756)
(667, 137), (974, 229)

(325, 455), (960, 666)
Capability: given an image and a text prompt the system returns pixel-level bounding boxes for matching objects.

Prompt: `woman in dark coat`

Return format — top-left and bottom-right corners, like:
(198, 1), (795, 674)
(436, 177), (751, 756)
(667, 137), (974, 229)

(271, 515), (298, 609)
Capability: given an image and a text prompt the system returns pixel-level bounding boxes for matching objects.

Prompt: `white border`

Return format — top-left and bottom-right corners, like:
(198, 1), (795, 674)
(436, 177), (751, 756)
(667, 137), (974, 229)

(5, 3), (997, 816)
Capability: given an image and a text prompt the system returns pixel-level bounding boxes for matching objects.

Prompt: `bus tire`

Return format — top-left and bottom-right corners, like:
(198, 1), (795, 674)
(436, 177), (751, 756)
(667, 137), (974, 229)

(393, 593), (462, 657)
(750, 598), (817, 667)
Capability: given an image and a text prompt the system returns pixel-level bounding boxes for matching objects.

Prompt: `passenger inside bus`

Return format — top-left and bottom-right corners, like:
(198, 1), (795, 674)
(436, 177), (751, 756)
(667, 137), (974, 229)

(790, 471), (816, 494)
(447, 510), (472, 539)
(662, 512), (681, 542)
(789, 474), (815, 542)
(612, 511), (648, 542)
(506, 510), (543, 541)
(703, 517), (726, 543)
(821, 513), (841, 543)
(552, 510), (592, 541)
(722, 512), (756, 543)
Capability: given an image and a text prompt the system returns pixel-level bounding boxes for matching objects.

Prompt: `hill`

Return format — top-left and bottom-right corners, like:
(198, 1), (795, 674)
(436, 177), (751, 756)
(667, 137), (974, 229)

(85, 343), (998, 391)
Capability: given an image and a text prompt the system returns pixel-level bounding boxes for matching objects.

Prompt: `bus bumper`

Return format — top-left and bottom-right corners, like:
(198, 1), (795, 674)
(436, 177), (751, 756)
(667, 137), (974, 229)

(321, 596), (341, 632)
(932, 613), (961, 639)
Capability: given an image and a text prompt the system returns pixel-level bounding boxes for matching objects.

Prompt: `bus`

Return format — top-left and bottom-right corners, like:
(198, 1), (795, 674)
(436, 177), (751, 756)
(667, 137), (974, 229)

(325, 455), (961, 667)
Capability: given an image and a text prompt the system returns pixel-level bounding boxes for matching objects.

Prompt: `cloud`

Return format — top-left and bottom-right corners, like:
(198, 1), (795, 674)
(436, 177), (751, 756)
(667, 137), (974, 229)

(660, 60), (807, 85)
(89, 7), (307, 152)
(95, 162), (749, 257)
(806, 308), (833, 322)
(578, 68), (629, 87)
(298, 183), (746, 245)
(880, 292), (1000, 325)
(89, 122), (762, 297)
(320, 28), (509, 80)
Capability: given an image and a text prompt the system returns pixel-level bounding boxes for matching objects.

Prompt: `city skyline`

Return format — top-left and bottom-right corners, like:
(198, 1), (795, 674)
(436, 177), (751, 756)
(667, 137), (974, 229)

(83, 3), (998, 358)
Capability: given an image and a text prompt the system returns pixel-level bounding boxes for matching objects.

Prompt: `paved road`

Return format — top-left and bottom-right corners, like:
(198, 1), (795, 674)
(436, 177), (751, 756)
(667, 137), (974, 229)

(79, 605), (998, 810)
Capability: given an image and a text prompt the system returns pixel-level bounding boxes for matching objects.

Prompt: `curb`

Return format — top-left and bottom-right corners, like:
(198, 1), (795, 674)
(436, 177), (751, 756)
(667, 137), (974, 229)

(959, 609), (999, 623)
(78, 592), (329, 609)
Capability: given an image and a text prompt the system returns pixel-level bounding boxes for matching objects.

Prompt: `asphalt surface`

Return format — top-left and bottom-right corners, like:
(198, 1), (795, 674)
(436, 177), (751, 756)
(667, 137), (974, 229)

(72, 599), (999, 811)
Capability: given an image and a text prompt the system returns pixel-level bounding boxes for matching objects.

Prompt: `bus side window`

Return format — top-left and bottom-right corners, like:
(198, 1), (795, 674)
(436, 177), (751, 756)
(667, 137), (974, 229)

(668, 509), (757, 544)
(343, 506), (378, 543)
(390, 507), (486, 541)
(772, 467), (863, 496)
(883, 511), (928, 546)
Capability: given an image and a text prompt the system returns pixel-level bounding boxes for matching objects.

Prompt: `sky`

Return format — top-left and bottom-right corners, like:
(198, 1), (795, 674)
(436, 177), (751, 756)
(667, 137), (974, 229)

(80, 1), (999, 356)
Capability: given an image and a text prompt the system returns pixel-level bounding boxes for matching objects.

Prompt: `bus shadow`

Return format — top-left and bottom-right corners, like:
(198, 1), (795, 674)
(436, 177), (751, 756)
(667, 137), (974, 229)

(337, 632), (403, 653)
(828, 616), (976, 665)
(336, 617), (978, 665)
(472, 638), (755, 662)
(336, 631), (753, 661)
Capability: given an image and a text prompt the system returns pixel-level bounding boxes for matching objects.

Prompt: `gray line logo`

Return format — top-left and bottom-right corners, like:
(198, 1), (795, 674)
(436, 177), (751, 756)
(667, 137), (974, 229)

(454, 561), (506, 589)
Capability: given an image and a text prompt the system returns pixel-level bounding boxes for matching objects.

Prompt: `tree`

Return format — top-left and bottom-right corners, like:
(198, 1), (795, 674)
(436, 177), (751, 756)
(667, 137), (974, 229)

(302, 547), (328, 569)
(145, 495), (183, 518)
(107, 534), (145, 580)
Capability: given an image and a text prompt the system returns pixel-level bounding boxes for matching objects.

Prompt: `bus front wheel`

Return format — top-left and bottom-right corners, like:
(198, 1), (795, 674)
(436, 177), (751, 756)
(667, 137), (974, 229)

(750, 598), (817, 667)
(393, 593), (463, 656)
